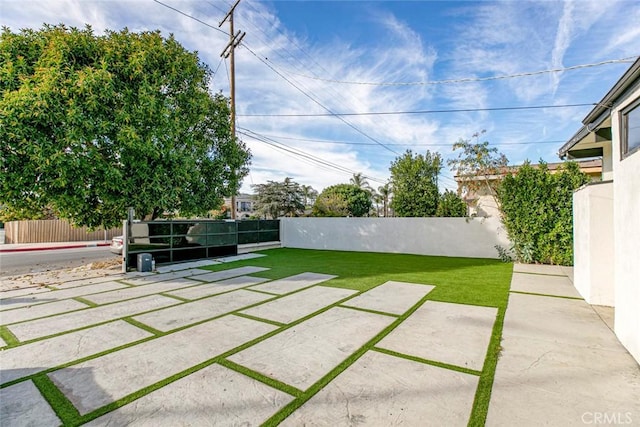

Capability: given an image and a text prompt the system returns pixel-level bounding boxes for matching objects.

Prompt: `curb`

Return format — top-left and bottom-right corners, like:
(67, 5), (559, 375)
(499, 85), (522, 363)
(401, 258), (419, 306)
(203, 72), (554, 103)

(0, 242), (111, 253)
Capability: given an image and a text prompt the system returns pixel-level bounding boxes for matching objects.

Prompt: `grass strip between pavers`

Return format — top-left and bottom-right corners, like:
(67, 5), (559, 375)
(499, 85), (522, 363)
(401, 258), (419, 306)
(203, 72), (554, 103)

(232, 312), (286, 327)
(261, 291), (435, 426)
(509, 290), (583, 300)
(122, 317), (164, 335)
(468, 306), (506, 427)
(217, 359), (304, 398)
(73, 297), (98, 308)
(371, 346), (482, 377)
(2, 249), (513, 426)
(0, 335), (160, 390)
(336, 304), (399, 318)
(32, 374), (81, 425)
(0, 325), (19, 346)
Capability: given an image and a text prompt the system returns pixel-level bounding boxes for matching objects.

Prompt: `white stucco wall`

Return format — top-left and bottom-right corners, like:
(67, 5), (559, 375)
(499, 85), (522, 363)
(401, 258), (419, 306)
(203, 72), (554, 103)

(572, 181), (615, 306)
(612, 87), (640, 364)
(280, 217), (510, 259)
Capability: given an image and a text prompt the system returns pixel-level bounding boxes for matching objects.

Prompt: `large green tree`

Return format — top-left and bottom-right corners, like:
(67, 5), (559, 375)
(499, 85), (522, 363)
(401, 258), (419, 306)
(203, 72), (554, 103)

(389, 150), (442, 217)
(312, 184), (371, 217)
(252, 177), (305, 219)
(0, 25), (250, 228)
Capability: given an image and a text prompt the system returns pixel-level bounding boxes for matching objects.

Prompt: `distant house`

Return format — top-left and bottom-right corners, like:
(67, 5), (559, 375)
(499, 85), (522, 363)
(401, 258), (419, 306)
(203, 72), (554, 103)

(223, 194), (256, 219)
(455, 159), (602, 217)
(558, 57), (640, 364)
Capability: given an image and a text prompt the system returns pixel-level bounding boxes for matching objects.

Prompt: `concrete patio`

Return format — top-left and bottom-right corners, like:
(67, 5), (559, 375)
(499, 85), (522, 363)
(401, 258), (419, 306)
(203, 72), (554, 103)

(1, 256), (638, 426)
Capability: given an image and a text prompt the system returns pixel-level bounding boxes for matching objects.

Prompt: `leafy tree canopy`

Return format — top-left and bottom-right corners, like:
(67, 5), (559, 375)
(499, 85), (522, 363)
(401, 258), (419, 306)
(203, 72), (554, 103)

(252, 177), (306, 219)
(436, 190), (467, 217)
(0, 25), (250, 228)
(447, 130), (508, 201)
(313, 184), (372, 217)
(389, 149), (442, 217)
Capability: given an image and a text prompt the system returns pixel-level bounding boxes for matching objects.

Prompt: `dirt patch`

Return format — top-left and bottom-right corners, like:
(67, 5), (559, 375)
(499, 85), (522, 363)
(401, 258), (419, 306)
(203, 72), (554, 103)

(0, 259), (123, 292)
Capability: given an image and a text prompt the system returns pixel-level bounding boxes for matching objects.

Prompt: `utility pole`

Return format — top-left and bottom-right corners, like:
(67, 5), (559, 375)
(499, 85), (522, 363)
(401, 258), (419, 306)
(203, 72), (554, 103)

(220, 0), (246, 220)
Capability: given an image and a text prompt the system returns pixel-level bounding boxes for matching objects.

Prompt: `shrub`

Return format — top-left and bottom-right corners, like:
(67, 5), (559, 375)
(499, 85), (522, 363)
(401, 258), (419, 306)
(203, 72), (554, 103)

(436, 190), (467, 217)
(497, 161), (589, 265)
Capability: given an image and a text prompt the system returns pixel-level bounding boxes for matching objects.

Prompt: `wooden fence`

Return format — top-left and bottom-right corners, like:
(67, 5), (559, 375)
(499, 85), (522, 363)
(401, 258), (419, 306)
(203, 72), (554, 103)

(3, 220), (122, 244)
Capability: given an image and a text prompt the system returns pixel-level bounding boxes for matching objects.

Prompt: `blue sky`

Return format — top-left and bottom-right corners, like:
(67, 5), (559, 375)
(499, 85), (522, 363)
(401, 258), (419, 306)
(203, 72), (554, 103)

(3, 1), (640, 193)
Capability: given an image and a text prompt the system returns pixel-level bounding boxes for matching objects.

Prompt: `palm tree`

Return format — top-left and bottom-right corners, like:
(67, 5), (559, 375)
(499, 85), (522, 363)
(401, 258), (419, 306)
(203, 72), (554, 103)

(378, 183), (391, 217)
(350, 173), (372, 193)
(301, 185), (318, 209)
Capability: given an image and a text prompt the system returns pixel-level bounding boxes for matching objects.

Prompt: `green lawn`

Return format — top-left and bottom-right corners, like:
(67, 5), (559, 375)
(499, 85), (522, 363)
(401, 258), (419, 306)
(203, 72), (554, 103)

(3, 248), (512, 426)
(204, 248), (513, 426)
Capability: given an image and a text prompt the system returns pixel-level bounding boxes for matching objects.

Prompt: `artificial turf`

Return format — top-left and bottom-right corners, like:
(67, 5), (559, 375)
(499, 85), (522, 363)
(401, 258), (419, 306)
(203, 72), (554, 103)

(204, 247), (513, 308)
(3, 248), (513, 426)
(203, 247), (513, 426)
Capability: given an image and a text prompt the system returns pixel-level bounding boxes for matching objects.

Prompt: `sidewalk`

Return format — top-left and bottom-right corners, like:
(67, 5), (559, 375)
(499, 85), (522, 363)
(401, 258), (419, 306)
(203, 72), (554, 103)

(0, 241), (111, 253)
(487, 263), (640, 426)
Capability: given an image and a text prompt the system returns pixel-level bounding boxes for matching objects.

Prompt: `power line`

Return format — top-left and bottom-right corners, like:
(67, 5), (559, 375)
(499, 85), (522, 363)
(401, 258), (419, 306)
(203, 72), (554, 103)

(152, 0), (229, 36)
(238, 128), (387, 184)
(240, 43), (400, 155)
(278, 56), (639, 86)
(238, 103), (595, 117)
(241, 132), (565, 147)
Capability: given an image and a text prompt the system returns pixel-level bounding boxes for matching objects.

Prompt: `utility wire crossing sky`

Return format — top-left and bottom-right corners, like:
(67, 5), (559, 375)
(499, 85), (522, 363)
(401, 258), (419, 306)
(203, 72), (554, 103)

(3, 0), (640, 192)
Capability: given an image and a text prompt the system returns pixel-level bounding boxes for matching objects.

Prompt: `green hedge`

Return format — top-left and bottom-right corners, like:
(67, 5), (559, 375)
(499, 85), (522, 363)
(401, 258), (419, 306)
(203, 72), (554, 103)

(497, 161), (590, 266)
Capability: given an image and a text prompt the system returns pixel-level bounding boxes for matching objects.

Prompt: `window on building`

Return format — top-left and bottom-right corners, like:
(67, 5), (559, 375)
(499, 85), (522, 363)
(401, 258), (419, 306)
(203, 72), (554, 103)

(621, 99), (640, 158)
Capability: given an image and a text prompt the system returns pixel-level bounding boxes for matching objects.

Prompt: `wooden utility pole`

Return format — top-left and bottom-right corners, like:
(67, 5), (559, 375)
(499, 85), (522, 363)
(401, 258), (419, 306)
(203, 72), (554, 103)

(220, 0), (245, 220)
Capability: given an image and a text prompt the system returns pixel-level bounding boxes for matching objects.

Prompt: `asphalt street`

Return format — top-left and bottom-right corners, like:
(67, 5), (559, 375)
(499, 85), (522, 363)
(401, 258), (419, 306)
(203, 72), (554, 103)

(0, 246), (116, 277)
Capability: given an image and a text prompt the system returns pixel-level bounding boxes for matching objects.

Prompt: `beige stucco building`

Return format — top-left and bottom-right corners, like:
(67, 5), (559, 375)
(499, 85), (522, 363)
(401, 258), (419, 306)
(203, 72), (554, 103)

(559, 57), (640, 364)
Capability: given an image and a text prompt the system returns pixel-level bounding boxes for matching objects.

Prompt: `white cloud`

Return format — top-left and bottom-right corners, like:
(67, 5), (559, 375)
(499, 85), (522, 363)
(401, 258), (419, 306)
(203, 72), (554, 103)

(3, 0), (639, 196)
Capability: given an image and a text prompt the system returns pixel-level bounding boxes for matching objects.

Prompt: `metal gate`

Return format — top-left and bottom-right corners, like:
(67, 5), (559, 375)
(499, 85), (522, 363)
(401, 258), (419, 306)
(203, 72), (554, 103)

(123, 219), (279, 269)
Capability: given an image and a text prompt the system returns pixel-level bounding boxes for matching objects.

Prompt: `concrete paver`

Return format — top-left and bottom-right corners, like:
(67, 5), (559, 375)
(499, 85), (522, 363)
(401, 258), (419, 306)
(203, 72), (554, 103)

(120, 269), (212, 286)
(83, 278), (203, 305)
(187, 266), (269, 283)
(167, 275), (269, 300)
(0, 335), (6, 348)
(48, 275), (124, 289)
(498, 293), (624, 349)
(215, 253), (266, 263)
(133, 289), (274, 332)
(250, 272), (336, 295)
(0, 298), (89, 324)
(1, 321), (152, 385)
(0, 281), (129, 311)
(3, 259), (638, 427)
(282, 350), (478, 427)
(155, 260), (220, 273)
(377, 301), (497, 371)
(0, 287), (50, 300)
(0, 380), (61, 427)
(85, 363), (293, 426)
(513, 263), (566, 276)
(49, 315), (277, 415)
(341, 280), (434, 315)
(241, 286), (357, 324)
(229, 306), (395, 390)
(510, 272), (581, 298)
(8, 294), (179, 342)
(487, 292), (640, 426)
